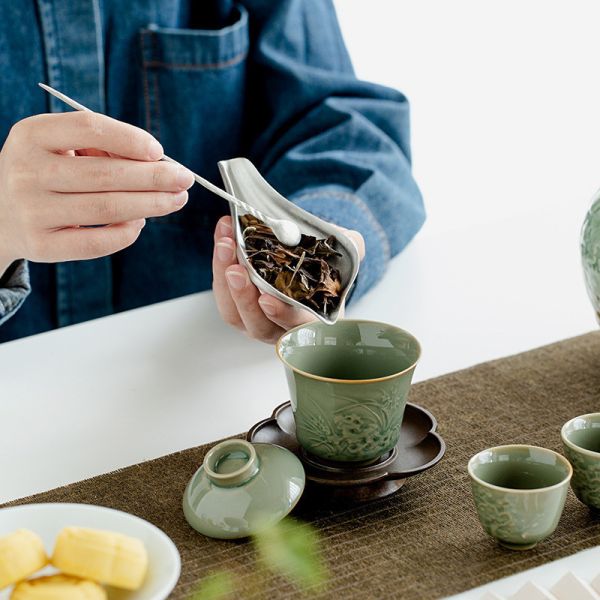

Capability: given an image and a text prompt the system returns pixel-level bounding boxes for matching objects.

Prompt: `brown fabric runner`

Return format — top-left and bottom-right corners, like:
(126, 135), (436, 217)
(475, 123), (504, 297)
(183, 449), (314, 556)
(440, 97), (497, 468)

(5, 332), (600, 599)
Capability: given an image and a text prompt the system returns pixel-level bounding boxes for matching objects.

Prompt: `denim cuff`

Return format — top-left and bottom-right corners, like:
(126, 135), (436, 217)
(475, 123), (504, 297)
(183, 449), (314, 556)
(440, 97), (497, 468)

(290, 188), (391, 302)
(0, 260), (31, 325)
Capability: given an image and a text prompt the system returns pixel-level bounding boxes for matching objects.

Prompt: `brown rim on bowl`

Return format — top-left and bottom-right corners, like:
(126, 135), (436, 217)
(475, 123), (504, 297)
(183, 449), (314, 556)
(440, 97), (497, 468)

(467, 444), (573, 494)
(561, 413), (600, 458)
(275, 319), (421, 384)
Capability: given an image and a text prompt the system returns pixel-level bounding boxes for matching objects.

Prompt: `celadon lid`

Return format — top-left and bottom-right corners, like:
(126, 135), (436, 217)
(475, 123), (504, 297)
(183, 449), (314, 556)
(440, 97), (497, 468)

(182, 439), (305, 539)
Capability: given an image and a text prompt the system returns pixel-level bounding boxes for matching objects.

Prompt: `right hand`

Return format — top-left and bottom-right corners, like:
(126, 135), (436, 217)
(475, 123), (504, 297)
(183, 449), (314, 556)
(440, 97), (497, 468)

(0, 112), (195, 275)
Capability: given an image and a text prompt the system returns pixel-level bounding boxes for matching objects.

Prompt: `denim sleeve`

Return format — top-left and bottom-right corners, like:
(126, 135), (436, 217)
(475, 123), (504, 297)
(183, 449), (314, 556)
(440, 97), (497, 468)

(0, 260), (31, 325)
(244, 0), (425, 300)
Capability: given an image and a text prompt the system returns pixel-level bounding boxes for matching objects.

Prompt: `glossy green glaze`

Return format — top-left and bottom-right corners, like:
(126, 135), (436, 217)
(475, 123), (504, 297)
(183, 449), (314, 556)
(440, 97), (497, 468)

(468, 445), (572, 550)
(276, 320), (420, 463)
(561, 413), (600, 510)
(182, 440), (305, 539)
(582, 192), (600, 321)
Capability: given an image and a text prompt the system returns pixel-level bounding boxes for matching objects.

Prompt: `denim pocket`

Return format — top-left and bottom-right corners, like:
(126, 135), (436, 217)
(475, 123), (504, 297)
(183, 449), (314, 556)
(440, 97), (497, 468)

(139, 4), (249, 226)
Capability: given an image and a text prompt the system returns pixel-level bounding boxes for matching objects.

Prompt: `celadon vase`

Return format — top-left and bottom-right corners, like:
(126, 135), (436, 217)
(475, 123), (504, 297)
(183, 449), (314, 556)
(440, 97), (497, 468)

(581, 190), (600, 321)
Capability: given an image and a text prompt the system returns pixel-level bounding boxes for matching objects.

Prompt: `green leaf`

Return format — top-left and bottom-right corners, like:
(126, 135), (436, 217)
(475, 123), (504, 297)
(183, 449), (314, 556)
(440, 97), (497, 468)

(253, 518), (328, 593)
(190, 571), (235, 600)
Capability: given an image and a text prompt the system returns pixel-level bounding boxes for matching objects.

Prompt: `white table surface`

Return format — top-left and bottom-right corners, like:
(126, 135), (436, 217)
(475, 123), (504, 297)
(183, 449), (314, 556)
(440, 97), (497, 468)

(0, 205), (596, 506)
(447, 546), (600, 599)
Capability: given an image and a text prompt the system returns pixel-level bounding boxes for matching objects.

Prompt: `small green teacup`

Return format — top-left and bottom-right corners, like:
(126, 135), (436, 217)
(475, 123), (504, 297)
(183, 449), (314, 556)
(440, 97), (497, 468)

(561, 413), (600, 510)
(468, 445), (572, 550)
(276, 320), (421, 463)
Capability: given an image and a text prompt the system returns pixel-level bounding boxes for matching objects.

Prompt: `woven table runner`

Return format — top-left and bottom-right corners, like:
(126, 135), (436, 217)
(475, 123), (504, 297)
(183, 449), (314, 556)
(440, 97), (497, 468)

(5, 332), (600, 599)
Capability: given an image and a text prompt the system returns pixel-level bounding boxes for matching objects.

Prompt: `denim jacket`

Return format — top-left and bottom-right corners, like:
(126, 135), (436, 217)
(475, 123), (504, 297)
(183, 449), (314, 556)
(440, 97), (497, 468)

(0, 0), (424, 343)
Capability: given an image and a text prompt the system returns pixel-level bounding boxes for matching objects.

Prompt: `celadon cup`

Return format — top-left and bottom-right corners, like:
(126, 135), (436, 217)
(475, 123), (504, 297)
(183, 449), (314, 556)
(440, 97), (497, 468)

(276, 320), (421, 463)
(468, 445), (572, 550)
(561, 413), (600, 510)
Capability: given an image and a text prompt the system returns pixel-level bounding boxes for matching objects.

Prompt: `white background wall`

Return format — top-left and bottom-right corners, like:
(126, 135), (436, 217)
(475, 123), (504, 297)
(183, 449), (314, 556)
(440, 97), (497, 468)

(334, 0), (600, 238)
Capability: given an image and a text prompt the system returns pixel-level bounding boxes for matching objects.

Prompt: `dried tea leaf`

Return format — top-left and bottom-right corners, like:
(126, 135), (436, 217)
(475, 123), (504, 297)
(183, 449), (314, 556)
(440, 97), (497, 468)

(239, 215), (343, 315)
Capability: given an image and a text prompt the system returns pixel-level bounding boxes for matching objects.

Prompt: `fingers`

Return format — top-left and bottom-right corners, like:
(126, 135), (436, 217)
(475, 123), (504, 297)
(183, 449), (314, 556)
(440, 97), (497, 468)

(212, 215), (346, 343)
(225, 264), (285, 343)
(42, 155), (195, 193)
(257, 294), (315, 330)
(338, 227), (366, 260)
(212, 217), (243, 329)
(23, 112), (164, 161)
(37, 219), (147, 262)
(40, 190), (188, 227)
(75, 148), (112, 158)
(213, 215), (284, 343)
(213, 215), (233, 242)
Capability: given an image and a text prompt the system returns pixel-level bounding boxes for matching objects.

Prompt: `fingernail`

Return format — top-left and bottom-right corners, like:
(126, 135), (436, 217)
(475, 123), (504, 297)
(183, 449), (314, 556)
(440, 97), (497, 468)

(218, 221), (233, 237)
(258, 297), (276, 317)
(148, 140), (163, 160)
(174, 191), (188, 207)
(216, 241), (234, 262)
(226, 270), (246, 290)
(177, 167), (195, 190)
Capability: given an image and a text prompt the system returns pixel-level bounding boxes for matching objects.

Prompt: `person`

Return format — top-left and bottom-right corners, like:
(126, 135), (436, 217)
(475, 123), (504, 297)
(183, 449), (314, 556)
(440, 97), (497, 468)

(0, 0), (424, 345)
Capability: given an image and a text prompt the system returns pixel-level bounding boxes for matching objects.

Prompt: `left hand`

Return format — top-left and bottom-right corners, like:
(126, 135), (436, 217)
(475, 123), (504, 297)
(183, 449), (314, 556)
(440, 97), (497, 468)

(212, 215), (365, 344)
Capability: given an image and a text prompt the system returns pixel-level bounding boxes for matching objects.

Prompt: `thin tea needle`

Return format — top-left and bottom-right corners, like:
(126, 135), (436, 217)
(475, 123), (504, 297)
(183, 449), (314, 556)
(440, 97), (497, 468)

(37, 83), (302, 246)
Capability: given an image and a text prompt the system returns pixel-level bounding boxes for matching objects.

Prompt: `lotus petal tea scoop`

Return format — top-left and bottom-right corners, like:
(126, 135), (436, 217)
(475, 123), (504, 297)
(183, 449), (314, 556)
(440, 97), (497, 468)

(37, 83), (302, 247)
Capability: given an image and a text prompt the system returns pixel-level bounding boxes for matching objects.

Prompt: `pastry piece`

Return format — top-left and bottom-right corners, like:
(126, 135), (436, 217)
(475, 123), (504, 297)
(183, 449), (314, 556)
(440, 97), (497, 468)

(0, 529), (48, 589)
(52, 527), (147, 590)
(10, 574), (107, 600)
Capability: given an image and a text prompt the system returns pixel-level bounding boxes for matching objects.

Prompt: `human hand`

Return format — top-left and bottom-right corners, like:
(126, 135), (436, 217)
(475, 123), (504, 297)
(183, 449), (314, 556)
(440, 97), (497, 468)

(0, 112), (195, 275)
(212, 215), (365, 344)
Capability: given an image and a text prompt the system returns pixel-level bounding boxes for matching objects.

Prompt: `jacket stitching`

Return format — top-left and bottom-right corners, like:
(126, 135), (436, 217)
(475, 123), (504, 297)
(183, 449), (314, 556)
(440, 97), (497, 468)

(152, 72), (161, 141)
(143, 48), (247, 71)
(293, 189), (392, 261)
(150, 33), (162, 141)
(139, 33), (153, 136)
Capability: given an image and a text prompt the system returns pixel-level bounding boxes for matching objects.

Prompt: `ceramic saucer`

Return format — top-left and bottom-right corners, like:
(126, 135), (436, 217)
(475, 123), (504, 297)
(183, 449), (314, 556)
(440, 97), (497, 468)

(247, 402), (445, 504)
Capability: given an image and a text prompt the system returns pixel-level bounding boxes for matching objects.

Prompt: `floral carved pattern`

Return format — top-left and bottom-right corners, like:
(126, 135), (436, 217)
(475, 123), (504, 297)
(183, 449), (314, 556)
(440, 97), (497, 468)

(471, 485), (534, 543)
(470, 481), (567, 547)
(297, 384), (405, 461)
(564, 446), (600, 509)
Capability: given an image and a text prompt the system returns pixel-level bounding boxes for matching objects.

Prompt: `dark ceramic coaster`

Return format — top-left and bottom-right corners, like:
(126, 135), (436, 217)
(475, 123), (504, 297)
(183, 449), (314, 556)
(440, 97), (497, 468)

(247, 402), (445, 494)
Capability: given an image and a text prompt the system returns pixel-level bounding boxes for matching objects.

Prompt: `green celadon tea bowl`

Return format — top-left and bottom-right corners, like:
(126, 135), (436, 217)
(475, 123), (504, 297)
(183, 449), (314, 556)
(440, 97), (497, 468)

(561, 413), (600, 510)
(276, 320), (421, 463)
(468, 445), (572, 550)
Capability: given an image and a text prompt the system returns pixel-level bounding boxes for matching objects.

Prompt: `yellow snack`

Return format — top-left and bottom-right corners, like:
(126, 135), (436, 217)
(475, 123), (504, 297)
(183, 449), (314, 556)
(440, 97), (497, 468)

(10, 574), (107, 600)
(0, 529), (48, 589)
(52, 527), (147, 591)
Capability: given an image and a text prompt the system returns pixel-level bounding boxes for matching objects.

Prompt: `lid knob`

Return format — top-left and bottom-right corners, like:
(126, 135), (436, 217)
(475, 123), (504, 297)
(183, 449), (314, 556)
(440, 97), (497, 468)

(203, 440), (260, 487)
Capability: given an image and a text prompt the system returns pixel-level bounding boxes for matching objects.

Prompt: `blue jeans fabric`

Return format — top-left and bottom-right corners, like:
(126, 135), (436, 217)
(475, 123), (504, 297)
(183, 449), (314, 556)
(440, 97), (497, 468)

(0, 0), (425, 343)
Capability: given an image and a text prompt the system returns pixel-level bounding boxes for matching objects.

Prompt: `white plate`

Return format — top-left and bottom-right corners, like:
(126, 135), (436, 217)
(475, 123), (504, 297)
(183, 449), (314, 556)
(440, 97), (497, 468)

(0, 503), (181, 600)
